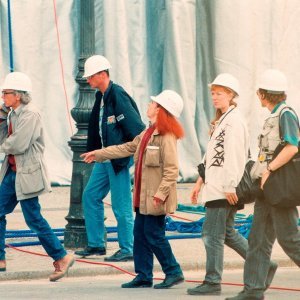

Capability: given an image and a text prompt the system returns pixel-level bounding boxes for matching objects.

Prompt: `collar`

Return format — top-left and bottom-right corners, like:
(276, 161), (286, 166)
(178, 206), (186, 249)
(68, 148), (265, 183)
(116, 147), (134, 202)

(271, 101), (286, 114)
(148, 123), (159, 136)
(97, 80), (113, 98)
(11, 103), (25, 117)
(217, 105), (236, 124)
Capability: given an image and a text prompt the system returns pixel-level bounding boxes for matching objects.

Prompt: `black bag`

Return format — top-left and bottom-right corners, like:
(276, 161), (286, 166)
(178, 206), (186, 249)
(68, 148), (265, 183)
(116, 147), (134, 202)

(263, 144), (300, 207)
(197, 163), (206, 182)
(197, 159), (256, 204)
(263, 106), (300, 208)
(236, 160), (256, 204)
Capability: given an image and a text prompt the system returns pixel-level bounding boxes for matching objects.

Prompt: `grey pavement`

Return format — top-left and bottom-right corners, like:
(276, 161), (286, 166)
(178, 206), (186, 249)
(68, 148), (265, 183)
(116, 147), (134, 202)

(1, 184), (299, 288)
(0, 268), (300, 300)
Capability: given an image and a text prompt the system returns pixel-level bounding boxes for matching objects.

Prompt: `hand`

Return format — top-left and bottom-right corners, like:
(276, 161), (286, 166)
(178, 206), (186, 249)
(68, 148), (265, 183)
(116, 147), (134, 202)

(190, 178), (203, 204)
(80, 151), (96, 163)
(153, 197), (163, 208)
(225, 192), (238, 205)
(261, 169), (270, 189)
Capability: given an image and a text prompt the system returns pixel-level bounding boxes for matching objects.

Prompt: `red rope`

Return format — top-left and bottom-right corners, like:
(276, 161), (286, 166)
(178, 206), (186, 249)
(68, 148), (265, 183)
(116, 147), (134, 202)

(52, 0), (74, 136)
(5, 245), (300, 292)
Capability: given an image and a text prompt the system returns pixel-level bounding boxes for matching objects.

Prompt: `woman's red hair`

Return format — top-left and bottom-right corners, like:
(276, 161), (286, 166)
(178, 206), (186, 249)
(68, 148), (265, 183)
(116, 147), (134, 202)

(156, 106), (184, 139)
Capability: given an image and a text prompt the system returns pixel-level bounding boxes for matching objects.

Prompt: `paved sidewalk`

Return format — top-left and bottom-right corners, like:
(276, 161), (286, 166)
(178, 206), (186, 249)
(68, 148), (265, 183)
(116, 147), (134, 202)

(1, 185), (298, 281)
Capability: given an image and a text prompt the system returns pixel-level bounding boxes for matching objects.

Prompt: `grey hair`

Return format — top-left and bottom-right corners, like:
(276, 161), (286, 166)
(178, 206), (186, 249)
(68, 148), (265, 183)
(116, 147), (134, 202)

(15, 90), (32, 104)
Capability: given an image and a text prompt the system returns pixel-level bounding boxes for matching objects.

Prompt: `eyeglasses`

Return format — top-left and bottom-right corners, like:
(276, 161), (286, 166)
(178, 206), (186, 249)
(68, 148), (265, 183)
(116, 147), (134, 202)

(1, 91), (15, 96)
(86, 74), (95, 80)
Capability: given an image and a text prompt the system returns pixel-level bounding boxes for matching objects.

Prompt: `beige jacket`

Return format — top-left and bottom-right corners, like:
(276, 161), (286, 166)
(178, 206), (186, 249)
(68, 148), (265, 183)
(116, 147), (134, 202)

(0, 103), (51, 200)
(94, 129), (179, 216)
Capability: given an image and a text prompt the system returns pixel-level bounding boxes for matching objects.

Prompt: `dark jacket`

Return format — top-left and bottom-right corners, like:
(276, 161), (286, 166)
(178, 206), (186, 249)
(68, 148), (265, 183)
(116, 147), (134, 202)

(87, 81), (145, 173)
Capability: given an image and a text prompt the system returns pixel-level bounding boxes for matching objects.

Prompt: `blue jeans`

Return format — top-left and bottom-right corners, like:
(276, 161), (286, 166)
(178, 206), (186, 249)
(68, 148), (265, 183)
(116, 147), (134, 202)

(0, 168), (66, 261)
(133, 209), (182, 282)
(202, 206), (248, 283)
(244, 198), (300, 294)
(82, 162), (133, 253)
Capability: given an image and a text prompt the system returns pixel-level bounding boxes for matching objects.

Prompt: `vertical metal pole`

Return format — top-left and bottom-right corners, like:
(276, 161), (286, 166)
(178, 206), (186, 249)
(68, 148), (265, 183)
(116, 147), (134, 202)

(64, 0), (96, 248)
(7, 0), (14, 72)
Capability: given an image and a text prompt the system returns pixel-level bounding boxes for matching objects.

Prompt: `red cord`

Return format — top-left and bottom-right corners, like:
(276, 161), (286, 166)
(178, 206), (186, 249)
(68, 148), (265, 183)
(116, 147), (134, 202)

(52, 0), (74, 136)
(5, 244), (300, 292)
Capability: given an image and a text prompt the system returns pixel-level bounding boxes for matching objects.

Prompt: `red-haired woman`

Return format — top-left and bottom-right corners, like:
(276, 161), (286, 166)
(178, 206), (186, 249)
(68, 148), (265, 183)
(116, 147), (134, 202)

(81, 90), (185, 289)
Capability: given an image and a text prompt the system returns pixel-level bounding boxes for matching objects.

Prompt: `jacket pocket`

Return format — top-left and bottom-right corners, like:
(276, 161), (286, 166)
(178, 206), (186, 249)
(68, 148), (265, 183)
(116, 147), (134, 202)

(146, 190), (166, 216)
(19, 163), (45, 194)
(144, 146), (160, 167)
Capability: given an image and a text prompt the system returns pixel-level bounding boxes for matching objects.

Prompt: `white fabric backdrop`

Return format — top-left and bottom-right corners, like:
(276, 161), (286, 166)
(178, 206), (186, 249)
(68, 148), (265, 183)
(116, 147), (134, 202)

(0, 0), (299, 184)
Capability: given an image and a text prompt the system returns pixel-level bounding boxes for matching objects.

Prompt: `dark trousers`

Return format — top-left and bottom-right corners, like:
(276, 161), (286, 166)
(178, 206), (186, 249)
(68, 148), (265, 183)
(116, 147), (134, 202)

(133, 209), (182, 282)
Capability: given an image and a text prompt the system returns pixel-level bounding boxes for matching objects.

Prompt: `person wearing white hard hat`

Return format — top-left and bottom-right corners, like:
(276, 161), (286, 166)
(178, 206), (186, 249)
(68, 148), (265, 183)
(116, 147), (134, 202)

(187, 73), (251, 295)
(81, 90), (185, 289)
(74, 55), (145, 262)
(0, 72), (74, 280)
(227, 69), (300, 300)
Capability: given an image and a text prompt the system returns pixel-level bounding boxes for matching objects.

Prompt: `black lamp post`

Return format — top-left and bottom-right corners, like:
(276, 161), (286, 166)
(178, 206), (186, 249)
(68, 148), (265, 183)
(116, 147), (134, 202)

(64, 0), (96, 248)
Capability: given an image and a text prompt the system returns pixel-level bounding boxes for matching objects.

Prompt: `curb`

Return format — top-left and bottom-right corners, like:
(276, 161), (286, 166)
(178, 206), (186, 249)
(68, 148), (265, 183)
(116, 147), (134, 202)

(0, 257), (295, 282)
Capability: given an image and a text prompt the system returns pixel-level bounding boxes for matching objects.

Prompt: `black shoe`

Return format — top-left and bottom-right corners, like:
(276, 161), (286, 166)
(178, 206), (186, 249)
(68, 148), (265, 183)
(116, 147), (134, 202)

(121, 277), (153, 288)
(225, 290), (264, 300)
(74, 246), (106, 257)
(153, 273), (184, 289)
(104, 250), (133, 262)
(187, 281), (221, 295)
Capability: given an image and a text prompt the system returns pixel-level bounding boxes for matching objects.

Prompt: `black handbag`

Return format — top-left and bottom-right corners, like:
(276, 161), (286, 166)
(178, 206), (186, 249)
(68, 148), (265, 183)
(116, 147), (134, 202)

(197, 159), (256, 204)
(236, 160), (256, 204)
(263, 107), (300, 208)
(197, 163), (206, 181)
(263, 144), (300, 207)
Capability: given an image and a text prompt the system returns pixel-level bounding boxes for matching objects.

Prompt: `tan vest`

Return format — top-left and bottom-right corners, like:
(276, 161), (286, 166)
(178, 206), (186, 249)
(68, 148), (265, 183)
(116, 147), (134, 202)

(251, 103), (287, 179)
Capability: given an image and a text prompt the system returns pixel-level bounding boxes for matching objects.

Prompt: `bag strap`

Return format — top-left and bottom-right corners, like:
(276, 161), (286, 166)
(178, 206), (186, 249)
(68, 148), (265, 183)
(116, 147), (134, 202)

(210, 106), (236, 138)
(278, 106), (300, 142)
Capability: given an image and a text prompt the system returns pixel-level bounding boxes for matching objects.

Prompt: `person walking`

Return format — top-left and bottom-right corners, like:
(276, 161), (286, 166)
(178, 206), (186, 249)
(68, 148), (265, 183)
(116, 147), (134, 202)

(0, 72), (74, 281)
(226, 69), (300, 300)
(81, 90), (185, 289)
(74, 55), (145, 262)
(187, 73), (276, 296)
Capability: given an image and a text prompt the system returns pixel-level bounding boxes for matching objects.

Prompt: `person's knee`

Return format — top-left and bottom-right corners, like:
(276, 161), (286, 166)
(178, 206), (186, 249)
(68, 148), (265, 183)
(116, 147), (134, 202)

(82, 188), (97, 210)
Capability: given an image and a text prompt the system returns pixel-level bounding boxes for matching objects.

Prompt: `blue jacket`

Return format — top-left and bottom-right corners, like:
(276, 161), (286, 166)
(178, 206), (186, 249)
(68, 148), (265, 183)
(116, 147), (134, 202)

(87, 81), (145, 173)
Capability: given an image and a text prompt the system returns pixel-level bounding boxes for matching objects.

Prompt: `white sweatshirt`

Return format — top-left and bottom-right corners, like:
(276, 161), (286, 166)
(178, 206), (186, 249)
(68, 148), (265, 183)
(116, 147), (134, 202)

(201, 106), (249, 203)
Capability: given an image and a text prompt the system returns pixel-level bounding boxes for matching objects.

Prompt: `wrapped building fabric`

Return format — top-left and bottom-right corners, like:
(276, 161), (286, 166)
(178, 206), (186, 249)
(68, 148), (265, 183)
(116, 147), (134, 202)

(0, 0), (299, 184)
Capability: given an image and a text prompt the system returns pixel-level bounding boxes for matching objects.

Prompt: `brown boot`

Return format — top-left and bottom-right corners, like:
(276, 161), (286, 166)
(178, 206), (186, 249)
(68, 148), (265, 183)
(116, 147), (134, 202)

(0, 260), (6, 272)
(49, 254), (75, 282)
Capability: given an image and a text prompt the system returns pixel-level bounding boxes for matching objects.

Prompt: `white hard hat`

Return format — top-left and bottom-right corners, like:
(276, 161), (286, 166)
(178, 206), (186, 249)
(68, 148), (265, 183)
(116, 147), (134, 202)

(150, 90), (183, 118)
(208, 73), (240, 96)
(82, 55), (112, 78)
(1, 72), (32, 92)
(257, 69), (288, 92)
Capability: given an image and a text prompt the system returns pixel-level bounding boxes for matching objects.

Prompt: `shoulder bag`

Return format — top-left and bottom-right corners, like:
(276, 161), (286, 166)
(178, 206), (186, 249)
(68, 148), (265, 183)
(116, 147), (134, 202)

(236, 159), (256, 204)
(263, 107), (300, 207)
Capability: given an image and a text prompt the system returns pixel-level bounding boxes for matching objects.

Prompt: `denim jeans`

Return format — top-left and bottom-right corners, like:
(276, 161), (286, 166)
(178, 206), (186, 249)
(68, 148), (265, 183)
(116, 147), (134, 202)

(133, 209), (182, 282)
(83, 162), (133, 253)
(0, 168), (66, 261)
(244, 198), (300, 294)
(202, 205), (248, 283)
